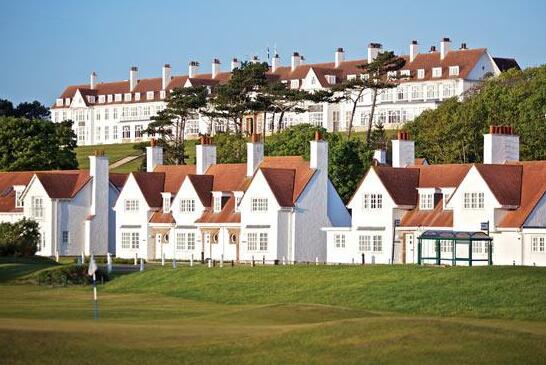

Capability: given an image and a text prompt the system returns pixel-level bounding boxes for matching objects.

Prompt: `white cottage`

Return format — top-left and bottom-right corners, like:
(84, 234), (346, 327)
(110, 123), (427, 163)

(325, 126), (546, 266)
(115, 133), (351, 263)
(0, 153), (127, 257)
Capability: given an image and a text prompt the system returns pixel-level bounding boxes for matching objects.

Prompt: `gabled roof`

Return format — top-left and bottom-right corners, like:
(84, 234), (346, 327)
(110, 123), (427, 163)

(474, 164), (522, 206)
(204, 163), (248, 192)
(153, 165), (196, 193)
(187, 174), (214, 207)
(259, 156), (315, 204)
(373, 166), (420, 206)
(498, 161), (546, 228)
(261, 168), (296, 207)
(493, 57), (521, 72)
(0, 171), (35, 212)
(132, 172), (165, 208)
(35, 171), (91, 199)
(400, 197), (453, 228)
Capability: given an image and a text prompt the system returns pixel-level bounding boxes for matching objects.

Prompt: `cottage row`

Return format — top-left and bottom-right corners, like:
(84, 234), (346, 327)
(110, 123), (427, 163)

(0, 128), (544, 266)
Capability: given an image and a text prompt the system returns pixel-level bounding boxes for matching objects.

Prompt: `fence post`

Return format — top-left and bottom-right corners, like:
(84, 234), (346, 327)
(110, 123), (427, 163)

(172, 258), (177, 268)
(252, 255), (255, 267)
(315, 257), (319, 266)
(106, 252), (112, 274)
(220, 254), (224, 268)
(208, 259), (212, 268)
(361, 253), (365, 265)
(262, 255), (266, 265)
(372, 255), (376, 265)
(190, 254), (194, 267)
(161, 252), (165, 266)
(282, 256), (286, 265)
(140, 258), (144, 272)
(134, 252), (138, 266)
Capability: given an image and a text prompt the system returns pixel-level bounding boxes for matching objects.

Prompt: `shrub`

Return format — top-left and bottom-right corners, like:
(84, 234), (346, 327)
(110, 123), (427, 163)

(0, 218), (40, 257)
(36, 264), (109, 286)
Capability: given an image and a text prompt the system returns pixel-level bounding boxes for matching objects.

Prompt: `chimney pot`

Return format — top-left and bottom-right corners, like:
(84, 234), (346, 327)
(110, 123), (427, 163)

(460, 42), (467, 49)
(430, 46), (436, 52)
(411, 40), (418, 45)
(315, 130), (322, 141)
(337, 47), (344, 52)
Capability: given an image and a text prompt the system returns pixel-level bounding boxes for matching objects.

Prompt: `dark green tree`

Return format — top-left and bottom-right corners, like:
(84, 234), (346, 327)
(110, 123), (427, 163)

(145, 86), (208, 165)
(0, 117), (78, 171)
(0, 99), (14, 117)
(213, 132), (247, 163)
(0, 218), (40, 257)
(14, 100), (50, 120)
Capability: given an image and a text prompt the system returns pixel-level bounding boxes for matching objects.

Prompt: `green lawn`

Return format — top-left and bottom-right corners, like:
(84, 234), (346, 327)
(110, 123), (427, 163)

(1, 260), (545, 364)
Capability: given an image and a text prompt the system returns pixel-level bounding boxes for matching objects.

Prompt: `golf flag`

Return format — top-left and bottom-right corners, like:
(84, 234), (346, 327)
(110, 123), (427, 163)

(88, 255), (99, 320)
(88, 255), (98, 276)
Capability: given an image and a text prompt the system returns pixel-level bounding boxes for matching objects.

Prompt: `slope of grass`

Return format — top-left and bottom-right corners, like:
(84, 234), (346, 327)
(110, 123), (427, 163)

(0, 256), (59, 283)
(76, 142), (141, 170)
(104, 265), (546, 321)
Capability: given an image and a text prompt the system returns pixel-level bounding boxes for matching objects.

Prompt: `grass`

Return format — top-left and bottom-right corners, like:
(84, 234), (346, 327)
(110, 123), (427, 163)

(1, 260), (545, 364)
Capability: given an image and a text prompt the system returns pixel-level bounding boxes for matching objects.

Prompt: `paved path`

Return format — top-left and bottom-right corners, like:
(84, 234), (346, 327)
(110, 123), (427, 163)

(109, 154), (144, 170)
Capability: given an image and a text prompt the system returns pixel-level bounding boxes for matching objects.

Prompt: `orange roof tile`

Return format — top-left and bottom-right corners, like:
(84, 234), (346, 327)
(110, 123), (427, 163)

(149, 211), (175, 224)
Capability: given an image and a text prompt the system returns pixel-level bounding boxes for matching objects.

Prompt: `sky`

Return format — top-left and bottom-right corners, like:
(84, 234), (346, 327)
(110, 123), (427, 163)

(1, 0), (545, 105)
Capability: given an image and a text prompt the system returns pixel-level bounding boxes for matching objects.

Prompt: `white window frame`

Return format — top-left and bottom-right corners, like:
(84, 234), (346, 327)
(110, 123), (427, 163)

(213, 196), (222, 213)
(417, 69), (425, 79)
(180, 199), (195, 213)
(31, 197), (44, 218)
(334, 234), (346, 248)
(419, 193), (434, 210)
(62, 231), (69, 246)
(449, 66), (460, 76)
(124, 199), (139, 212)
(363, 193), (383, 210)
(531, 236), (545, 253)
(251, 198), (268, 212)
(463, 192), (485, 209)
(432, 67), (442, 78)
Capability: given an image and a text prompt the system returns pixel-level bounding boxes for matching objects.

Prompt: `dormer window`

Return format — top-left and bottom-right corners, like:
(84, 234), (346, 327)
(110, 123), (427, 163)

(360, 74), (369, 81)
(347, 74), (356, 81)
(449, 66), (460, 76)
(107, 94), (113, 103)
(432, 67), (442, 78)
(87, 96), (95, 103)
(400, 70), (410, 77)
(417, 69), (425, 79)
(134, 93), (140, 101)
(114, 94), (122, 102)
(290, 80), (299, 89)
(160, 90), (166, 99)
(56, 99), (63, 107)
(124, 93), (132, 102)
(213, 196), (222, 213)
(65, 98), (71, 105)
(15, 189), (24, 208)
(162, 193), (171, 213)
(147, 91), (154, 100)
(98, 95), (106, 103)
(419, 193), (434, 210)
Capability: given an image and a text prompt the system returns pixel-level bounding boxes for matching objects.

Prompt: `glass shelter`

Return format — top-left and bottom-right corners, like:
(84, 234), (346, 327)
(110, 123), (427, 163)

(417, 230), (493, 266)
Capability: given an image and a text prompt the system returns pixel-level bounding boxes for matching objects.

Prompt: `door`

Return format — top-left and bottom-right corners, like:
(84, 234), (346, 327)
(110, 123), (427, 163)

(405, 233), (415, 264)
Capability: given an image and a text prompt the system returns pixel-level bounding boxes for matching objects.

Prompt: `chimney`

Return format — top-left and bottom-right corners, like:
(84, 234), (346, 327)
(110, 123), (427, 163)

(162, 64), (171, 90)
(409, 40), (419, 62)
(373, 149), (387, 165)
(129, 66), (138, 91)
(231, 58), (240, 71)
(367, 43), (382, 63)
(188, 61), (199, 78)
(146, 139), (163, 172)
(460, 42), (468, 50)
(247, 133), (264, 177)
(88, 151), (109, 255)
(212, 59), (221, 79)
(310, 131), (328, 171)
(391, 131), (415, 168)
(483, 125), (519, 164)
(430, 46), (437, 53)
(196, 136), (217, 174)
(251, 56), (260, 64)
(90, 72), (97, 90)
(271, 54), (281, 72)
(335, 47), (345, 68)
(291, 52), (301, 71)
(440, 37), (451, 60)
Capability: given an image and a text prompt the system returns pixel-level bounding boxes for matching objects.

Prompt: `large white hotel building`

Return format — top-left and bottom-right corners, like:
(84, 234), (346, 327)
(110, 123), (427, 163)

(51, 38), (518, 146)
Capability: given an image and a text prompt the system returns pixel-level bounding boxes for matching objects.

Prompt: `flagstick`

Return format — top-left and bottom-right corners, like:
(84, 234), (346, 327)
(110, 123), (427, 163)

(92, 272), (98, 320)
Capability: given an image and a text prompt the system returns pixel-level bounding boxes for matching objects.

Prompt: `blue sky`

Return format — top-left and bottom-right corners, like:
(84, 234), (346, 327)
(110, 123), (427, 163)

(1, 0), (545, 105)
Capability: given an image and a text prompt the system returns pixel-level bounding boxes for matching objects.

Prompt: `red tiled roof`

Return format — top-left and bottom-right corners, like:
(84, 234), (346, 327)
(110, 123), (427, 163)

(149, 211), (175, 224)
(132, 172), (165, 208)
(35, 171), (91, 199)
(475, 164), (522, 206)
(0, 171), (35, 213)
(400, 197), (453, 228)
(261, 168), (296, 207)
(204, 163), (248, 192)
(195, 195), (240, 224)
(153, 165), (196, 193)
(109, 173), (129, 191)
(187, 175), (214, 207)
(260, 156), (315, 204)
(373, 166), (420, 206)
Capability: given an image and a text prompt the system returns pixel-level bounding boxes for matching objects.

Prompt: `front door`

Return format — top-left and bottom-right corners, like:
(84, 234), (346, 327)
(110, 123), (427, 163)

(405, 233), (415, 264)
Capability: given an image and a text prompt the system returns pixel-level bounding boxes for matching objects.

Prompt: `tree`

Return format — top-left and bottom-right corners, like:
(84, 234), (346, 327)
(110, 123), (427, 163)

(368, 121), (388, 151)
(145, 86), (208, 165)
(14, 101), (50, 120)
(0, 99), (14, 117)
(0, 117), (78, 171)
(213, 132), (247, 163)
(405, 65), (546, 164)
(335, 51), (406, 143)
(0, 218), (40, 257)
(266, 124), (372, 203)
(207, 62), (269, 134)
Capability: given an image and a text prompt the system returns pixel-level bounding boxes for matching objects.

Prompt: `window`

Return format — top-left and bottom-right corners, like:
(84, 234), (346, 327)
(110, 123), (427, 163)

(530, 236), (540, 252)
(472, 241), (489, 254)
(449, 66), (460, 76)
(31, 197), (44, 218)
(213, 196), (222, 213)
(440, 240), (452, 253)
(176, 233), (195, 250)
(15, 190), (23, 208)
(124, 93), (132, 101)
(95, 127), (101, 141)
(363, 193), (382, 210)
(325, 75), (336, 84)
(426, 84), (439, 99)
(56, 99), (63, 106)
(122, 232), (139, 249)
(417, 69), (425, 79)
(62, 231), (69, 246)
(411, 85), (423, 100)
(160, 90), (166, 99)
(122, 126), (131, 139)
(146, 91), (154, 100)
(180, 199), (195, 213)
(443, 82), (456, 98)
(113, 108), (118, 119)
(115, 94), (122, 102)
(464, 192), (484, 209)
(163, 196), (171, 212)
(400, 70), (410, 77)
(107, 94), (113, 103)
(124, 199), (139, 212)
(247, 233), (257, 251)
(37, 232), (45, 251)
(372, 235), (382, 252)
(419, 193), (434, 210)
(347, 74), (356, 81)
(359, 235), (371, 251)
(432, 67), (442, 78)
(143, 106), (150, 117)
(104, 109), (109, 120)
(443, 193), (452, 209)
(235, 196), (242, 212)
(113, 126), (118, 140)
(95, 110), (101, 121)
(251, 198), (268, 212)
(259, 233), (268, 251)
(134, 93), (140, 101)
(135, 125), (143, 138)
(334, 234), (345, 248)
(104, 126), (109, 141)
(290, 79), (299, 89)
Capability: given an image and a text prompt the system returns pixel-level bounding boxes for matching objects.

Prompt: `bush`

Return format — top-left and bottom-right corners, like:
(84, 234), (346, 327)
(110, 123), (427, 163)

(36, 264), (109, 286)
(72, 256), (137, 265)
(0, 219), (40, 257)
